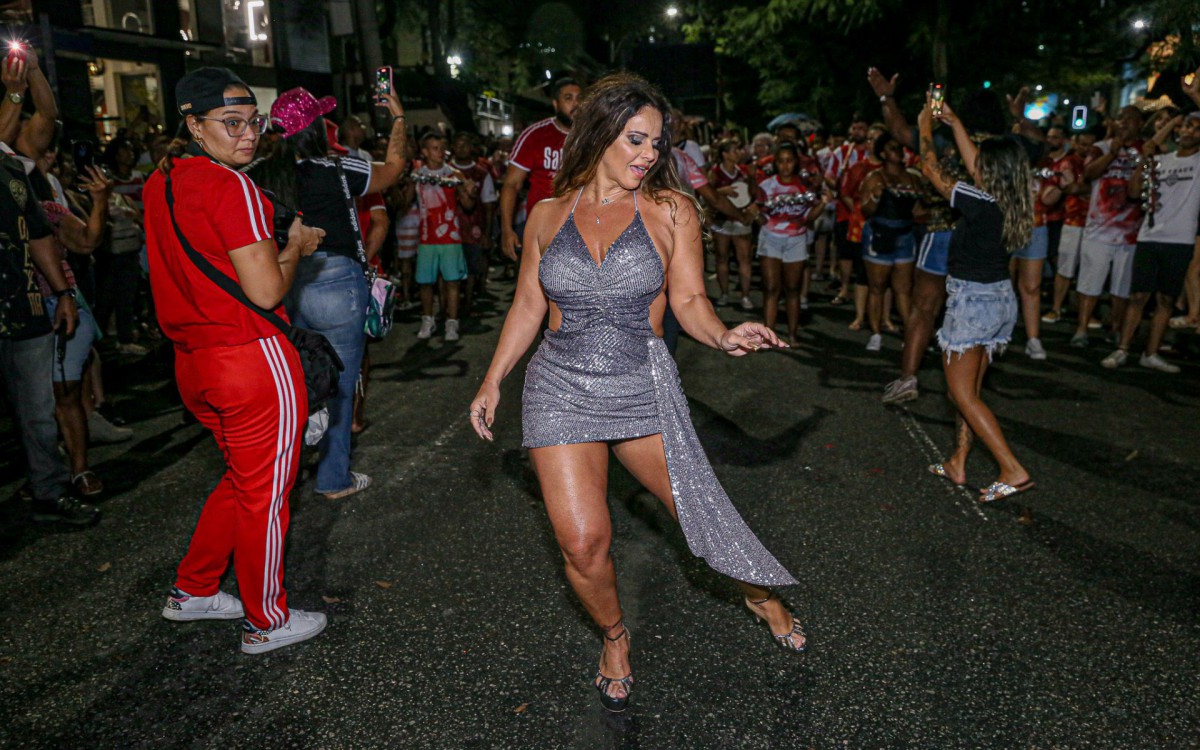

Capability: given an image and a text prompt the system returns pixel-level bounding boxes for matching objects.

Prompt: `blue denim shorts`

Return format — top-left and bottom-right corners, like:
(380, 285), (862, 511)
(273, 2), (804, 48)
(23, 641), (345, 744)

(44, 295), (99, 382)
(863, 220), (916, 266)
(1013, 224), (1048, 261)
(915, 229), (952, 276)
(937, 276), (1018, 360)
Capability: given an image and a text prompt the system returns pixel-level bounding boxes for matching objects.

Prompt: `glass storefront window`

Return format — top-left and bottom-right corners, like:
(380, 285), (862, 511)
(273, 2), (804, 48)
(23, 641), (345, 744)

(221, 0), (273, 67)
(88, 59), (164, 142)
(81, 0), (155, 35)
(178, 0), (198, 41)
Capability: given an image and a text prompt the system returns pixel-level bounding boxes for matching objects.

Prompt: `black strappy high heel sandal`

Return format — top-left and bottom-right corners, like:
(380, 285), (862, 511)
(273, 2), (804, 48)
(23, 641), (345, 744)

(745, 592), (807, 653)
(593, 619), (634, 712)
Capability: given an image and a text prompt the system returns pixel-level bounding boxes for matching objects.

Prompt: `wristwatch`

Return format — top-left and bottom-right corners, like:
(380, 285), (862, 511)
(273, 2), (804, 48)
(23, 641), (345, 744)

(52, 287), (77, 299)
(7, 91), (23, 105)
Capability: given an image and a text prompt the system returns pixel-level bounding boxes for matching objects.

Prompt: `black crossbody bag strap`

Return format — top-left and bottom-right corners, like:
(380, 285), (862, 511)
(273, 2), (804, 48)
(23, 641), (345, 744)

(164, 173), (292, 337)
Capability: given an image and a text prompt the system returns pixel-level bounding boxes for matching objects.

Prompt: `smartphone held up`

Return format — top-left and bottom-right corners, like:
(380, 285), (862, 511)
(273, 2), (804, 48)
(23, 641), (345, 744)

(375, 65), (393, 104)
(929, 83), (946, 117)
(5, 39), (27, 68)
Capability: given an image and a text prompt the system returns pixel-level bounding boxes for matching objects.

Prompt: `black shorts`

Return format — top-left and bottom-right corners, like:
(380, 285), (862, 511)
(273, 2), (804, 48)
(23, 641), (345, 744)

(463, 243), (486, 275)
(1130, 241), (1192, 298)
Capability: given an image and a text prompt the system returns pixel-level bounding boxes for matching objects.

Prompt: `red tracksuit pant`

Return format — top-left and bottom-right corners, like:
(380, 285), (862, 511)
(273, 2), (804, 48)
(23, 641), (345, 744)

(173, 335), (306, 631)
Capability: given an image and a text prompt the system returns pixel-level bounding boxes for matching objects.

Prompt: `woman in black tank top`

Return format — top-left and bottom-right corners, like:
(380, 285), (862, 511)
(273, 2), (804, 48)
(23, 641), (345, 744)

(860, 132), (921, 352)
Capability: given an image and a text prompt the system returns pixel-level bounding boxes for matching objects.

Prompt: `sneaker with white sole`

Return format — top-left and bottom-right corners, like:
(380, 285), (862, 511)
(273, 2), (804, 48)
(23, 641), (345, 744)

(444, 318), (460, 341)
(740, 296), (754, 311)
(241, 610), (327, 655)
(1025, 338), (1047, 361)
(88, 411), (133, 444)
(162, 587), (245, 622)
(1101, 349), (1128, 369)
(417, 316), (436, 340)
(1139, 353), (1180, 373)
(321, 472), (371, 500)
(1040, 310), (1061, 324)
(117, 342), (149, 356)
(881, 376), (919, 404)
(866, 333), (882, 352)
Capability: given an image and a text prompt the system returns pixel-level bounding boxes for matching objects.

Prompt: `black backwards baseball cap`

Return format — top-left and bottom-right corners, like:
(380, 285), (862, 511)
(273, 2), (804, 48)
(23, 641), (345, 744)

(175, 67), (255, 116)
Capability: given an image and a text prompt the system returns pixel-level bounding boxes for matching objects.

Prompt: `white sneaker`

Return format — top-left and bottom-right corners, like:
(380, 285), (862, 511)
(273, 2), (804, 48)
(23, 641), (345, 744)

(241, 609), (327, 654)
(1025, 338), (1047, 361)
(444, 318), (460, 341)
(716, 294), (729, 307)
(740, 296), (754, 311)
(866, 333), (882, 352)
(162, 588), (244, 622)
(1139, 353), (1180, 373)
(1101, 349), (1128, 369)
(417, 316), (436, 339)
(117, 342), (149, 356)
(88, 411), (133, 444)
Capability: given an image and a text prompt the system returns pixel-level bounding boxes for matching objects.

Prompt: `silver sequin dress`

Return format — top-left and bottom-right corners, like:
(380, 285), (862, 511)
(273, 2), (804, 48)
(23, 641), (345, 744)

(522, 190), (797, 587)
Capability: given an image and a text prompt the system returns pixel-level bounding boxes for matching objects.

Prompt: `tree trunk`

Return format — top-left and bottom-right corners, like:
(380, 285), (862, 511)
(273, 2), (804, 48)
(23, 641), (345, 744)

(426, 0), (447, 78)
(353, 0), (384, 83)
(932, 0), (949, 82)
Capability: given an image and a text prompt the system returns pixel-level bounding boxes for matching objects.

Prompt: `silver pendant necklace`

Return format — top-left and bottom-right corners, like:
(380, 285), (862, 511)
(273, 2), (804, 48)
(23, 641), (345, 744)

(596, 193), (624, 224)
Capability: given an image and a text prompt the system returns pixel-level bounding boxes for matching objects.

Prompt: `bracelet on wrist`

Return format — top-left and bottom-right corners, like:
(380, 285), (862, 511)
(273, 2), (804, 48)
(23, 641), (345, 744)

(52, 287), (76, 299)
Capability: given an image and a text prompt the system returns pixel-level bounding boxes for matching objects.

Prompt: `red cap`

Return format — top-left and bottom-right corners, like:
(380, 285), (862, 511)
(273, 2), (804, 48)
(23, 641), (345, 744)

(324, 118), (349, 155)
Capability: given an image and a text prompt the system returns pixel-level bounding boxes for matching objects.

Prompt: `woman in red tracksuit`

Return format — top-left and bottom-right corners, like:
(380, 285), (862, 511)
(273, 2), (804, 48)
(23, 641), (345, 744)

(143, 67), (327, 654)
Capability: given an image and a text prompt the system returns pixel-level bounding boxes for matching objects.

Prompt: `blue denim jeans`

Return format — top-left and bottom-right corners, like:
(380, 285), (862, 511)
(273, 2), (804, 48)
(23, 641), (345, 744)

(1, 332), (70, 500)
(287, 253), (368, 494)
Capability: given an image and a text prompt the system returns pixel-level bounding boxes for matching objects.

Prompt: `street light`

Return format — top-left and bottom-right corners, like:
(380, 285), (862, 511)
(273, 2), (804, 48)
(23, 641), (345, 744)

(666, 6), (679, 18)
(1132, 18), (1147, 30)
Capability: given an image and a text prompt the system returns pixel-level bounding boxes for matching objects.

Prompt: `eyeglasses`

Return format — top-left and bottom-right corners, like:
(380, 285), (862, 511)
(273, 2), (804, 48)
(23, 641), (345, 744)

(194, 115), (269, 137)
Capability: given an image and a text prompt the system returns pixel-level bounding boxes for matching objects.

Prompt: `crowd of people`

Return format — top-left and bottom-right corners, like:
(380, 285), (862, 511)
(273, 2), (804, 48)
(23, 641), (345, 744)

(3, 33), (1199, 702)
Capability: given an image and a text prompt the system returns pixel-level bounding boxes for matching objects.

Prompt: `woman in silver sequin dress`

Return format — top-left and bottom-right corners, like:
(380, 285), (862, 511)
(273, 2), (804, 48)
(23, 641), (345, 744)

(469, 74), (804, 713)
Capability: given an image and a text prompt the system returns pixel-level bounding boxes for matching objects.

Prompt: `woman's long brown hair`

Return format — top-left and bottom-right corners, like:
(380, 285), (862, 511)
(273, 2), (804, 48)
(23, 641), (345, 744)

(552, 72), (689, 215)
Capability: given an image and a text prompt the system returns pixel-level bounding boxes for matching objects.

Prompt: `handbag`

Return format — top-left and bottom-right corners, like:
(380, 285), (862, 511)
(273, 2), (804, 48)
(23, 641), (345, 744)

(332, 159), (395, 340)
(163, 174), (344, 414)
(364, 267), (395, 339)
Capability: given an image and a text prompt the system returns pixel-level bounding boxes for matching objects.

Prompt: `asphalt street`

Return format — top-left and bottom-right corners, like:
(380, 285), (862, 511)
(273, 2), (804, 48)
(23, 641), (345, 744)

(1, 274), (1197, 749)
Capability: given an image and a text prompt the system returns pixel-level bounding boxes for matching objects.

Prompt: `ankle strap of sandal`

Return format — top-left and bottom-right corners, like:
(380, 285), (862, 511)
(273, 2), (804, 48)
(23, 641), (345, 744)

(601, 618), (628, 642)
(747, 591), (776, 607)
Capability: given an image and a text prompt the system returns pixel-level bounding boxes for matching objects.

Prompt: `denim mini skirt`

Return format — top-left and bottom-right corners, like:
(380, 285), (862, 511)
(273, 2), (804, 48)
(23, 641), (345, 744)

(937, 276), (1018, 360)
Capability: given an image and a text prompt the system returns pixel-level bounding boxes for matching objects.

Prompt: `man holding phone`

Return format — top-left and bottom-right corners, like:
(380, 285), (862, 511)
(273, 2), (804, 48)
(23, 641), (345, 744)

(0, 139), (96, 525)
(499, 77), (583, 261)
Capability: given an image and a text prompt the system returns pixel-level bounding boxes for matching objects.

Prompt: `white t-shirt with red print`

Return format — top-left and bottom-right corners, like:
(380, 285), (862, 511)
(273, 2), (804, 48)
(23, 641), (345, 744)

(1084, 140), (1145, 245)
(414, 164), (463, 246)
(757, 175), (811, 237)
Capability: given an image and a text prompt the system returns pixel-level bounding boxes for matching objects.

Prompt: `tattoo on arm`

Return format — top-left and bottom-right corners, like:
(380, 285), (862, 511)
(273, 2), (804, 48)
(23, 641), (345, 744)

(919, 132), (953, 196)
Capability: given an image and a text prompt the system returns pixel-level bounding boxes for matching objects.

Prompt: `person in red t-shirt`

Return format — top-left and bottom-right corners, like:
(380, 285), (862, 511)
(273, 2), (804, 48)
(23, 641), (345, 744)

(838, 153), (881, 329)
(143, 68), (328, 655)
(1043, 129), (1095, 324)
(450, 132), (498, 316)
(500, 77), (583, 261)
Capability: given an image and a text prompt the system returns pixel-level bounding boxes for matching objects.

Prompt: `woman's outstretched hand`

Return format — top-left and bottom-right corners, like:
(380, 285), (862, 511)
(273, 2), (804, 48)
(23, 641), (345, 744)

(469, 380), (500, 441)
(719, 322), (787, 356)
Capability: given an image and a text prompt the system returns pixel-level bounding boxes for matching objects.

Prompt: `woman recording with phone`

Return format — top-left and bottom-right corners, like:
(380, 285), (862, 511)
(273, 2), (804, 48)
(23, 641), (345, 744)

(248, 86), (407, 500)
(917, 91), (1036, 503)
(144, 67), (329, 653)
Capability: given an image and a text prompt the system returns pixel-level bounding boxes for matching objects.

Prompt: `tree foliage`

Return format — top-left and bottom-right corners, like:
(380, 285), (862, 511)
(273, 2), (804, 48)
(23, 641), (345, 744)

(688, 0), (1199, 128)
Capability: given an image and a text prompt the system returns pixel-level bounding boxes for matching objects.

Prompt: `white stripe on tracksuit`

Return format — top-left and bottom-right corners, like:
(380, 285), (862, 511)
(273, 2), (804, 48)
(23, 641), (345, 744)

(217, 163), (271, 242)
(258, 337), (298, 630)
